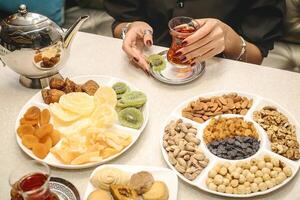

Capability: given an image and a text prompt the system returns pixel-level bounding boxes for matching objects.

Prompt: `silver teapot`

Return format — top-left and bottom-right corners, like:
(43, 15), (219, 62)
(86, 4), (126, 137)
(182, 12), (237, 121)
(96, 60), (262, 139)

(0, 4), (89, 88)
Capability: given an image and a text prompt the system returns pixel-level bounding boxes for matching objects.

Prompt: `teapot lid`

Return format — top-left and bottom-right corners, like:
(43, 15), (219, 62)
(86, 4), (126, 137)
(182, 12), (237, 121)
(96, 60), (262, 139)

(4, 4), (48, 26)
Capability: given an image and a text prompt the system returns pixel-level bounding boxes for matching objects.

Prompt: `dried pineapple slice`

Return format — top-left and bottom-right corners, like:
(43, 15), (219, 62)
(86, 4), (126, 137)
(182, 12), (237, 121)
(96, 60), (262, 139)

(94, 87), (117, 107)
(50, 103), (81, 122)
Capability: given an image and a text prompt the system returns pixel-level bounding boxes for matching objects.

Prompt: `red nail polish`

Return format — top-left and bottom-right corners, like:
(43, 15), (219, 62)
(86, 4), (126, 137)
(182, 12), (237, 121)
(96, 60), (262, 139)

(174, 51), (182, 57)
(190, 62), (196, 67)
(180, 56), (186, 62)
(133, 57), (139, 62)
(182, 41), (188, 46)
(146, 40), (152, 46)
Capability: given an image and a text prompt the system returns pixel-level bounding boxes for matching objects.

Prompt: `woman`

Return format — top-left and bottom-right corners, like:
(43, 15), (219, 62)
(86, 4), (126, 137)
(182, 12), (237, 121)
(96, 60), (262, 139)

(104, 0), (285, 74)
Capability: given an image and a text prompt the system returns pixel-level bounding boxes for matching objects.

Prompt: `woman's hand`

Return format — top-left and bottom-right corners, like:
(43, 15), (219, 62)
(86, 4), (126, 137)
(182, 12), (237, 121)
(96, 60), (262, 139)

(177, 18), (252, 65)
(122, 21), (153, 75)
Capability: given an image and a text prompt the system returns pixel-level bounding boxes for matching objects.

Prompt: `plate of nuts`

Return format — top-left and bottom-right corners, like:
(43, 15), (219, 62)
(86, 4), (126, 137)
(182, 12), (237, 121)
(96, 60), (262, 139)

(161, 91), (300, 197)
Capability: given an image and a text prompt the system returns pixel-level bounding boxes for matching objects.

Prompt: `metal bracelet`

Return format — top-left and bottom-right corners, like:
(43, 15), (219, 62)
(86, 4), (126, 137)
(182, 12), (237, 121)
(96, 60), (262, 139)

(236, 36), (247, 61)
(121, 23), (132, 40)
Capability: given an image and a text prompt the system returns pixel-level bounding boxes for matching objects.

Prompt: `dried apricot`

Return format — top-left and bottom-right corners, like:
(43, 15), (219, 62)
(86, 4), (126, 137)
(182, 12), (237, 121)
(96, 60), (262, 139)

(17, 124), (35, 137)
(22, 135), (39, 149)
(34, 124), (53, 139)
(39, 109), (50, 125)
(24, 106), (41, 120)
(50, 129), (61, 146)
(20, 117), (39, 126)
(32, 143), (49, 159)
(40, 136), (53, 150)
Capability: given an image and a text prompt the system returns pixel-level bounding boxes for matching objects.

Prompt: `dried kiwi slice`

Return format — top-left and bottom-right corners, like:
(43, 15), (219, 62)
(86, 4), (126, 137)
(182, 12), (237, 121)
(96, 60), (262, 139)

(148, 54), (166, 72)
(113, 82), (129, 94)
(118, 107), (144, 129)
(119, 91), (147, 108)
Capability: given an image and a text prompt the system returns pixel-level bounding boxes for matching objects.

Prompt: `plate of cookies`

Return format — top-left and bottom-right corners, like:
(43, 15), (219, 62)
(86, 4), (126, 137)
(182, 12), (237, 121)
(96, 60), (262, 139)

(160, 91), (300, 197)
(83, 164), (178, 200)
(15, 75), (149, 169)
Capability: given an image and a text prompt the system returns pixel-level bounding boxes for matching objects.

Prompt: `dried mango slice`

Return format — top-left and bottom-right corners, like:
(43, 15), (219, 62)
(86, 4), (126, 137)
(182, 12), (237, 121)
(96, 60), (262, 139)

(22, 135), (39, 149)
(17, 124), (35, 138)
(32, 143), (49, 159)
(50, 129), (61, 146)
(70, 151), (102, 165)
(39, 109), (50, 125)
(34, 124), (53, 139)
(94, 87), (117, 107)
(24, 106), (41, 120)
(101, 148), (119, 159)
(50, 146), (81, 164)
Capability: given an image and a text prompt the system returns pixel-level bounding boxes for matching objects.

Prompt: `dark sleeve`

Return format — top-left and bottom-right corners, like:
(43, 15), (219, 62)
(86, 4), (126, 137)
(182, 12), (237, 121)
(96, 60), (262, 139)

(103, 0), (145, 35)
(239, 0), (285, 57)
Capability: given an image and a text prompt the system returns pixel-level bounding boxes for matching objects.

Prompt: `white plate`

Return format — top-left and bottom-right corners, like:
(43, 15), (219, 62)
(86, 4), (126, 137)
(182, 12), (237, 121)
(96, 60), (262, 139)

(83, 164), (178, 200)
(15, 75), (149, 169)
(160, 91), (300, 198)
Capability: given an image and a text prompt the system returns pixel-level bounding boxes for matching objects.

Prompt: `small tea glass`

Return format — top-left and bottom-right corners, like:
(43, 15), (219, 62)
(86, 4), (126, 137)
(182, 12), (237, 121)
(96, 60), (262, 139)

(9, 160), (58, 200)
(167, 16), (200, 69)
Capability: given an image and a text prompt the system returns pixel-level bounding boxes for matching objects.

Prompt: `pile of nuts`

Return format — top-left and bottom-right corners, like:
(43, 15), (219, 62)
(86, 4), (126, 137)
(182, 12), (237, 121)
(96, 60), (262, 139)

(203, 117), (259, 144)
(253, 106), (300, 160)
(163, 119), (209, 181)
(182, 93), (253, 124)
(206, 155), (292, 195)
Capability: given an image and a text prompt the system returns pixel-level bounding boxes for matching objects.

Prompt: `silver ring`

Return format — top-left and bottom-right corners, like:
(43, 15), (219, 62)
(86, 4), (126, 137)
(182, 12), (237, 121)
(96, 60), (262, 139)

(143, 29), (153, 36)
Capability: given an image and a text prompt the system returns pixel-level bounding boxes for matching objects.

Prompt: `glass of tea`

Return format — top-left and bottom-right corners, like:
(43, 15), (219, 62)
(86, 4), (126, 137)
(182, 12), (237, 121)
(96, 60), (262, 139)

(167, 16), (199, 68)
(9, 160), (58, 200)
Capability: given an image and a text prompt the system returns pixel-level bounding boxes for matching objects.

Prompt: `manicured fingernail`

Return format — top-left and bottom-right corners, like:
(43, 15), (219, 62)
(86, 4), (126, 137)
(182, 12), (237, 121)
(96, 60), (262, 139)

(146, 40), (152, 46)
(133, 57), (139, 62)
(190, 62), (196, 67)
(182, 41), (188, 46)
(180, 56), (187, 62)
(174, 51), (182, 57)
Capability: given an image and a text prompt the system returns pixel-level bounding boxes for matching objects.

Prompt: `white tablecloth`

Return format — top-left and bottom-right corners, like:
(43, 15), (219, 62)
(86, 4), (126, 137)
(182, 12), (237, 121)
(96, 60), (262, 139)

(1, 32), (300, 200)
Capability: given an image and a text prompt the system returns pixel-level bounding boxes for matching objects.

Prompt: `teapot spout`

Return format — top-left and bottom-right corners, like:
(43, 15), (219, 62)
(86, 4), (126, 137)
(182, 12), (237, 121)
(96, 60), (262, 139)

(63, 15), (89, 48)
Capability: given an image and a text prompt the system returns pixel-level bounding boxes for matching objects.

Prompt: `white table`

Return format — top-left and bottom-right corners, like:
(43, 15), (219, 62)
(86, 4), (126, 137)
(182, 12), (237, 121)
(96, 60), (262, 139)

(1, 32), (300, 200)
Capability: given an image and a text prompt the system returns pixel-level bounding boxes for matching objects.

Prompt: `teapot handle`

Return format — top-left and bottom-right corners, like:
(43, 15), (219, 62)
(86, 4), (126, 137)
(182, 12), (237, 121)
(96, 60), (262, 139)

(0, 57), (5, 67)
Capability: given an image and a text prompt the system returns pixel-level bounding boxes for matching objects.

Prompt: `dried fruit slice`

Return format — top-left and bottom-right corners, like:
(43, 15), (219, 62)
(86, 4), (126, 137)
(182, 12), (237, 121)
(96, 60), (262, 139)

(32, 143), (49, 159)
(119, 91), (147, 108)
(34, 124), (53, 139)
(91, 104), (118, 128)
(59, 92), (95, 116)
(50, 103), (81, 122)
(112, 82), (129, 94)
(22, 135), (39, 149)
(118, 107), (144, 129)
(148, 54), (166, 72)
(17, 124), (35, 138)
(70, 151), (102, 165)
(50, 129), (61, 146)
(20, 117), (39, 126)
(24, 106), (41, 120)
(40, 136), (53, 150)
(39, 109), (51, 125)
(94, 87), (117, 107)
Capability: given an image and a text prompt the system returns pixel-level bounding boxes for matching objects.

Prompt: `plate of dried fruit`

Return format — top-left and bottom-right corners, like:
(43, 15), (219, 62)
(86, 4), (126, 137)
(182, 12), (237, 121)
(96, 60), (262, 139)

(160, 91), (300, 197)
(83, 164), (178, 200)
(15, 75), (149, 169)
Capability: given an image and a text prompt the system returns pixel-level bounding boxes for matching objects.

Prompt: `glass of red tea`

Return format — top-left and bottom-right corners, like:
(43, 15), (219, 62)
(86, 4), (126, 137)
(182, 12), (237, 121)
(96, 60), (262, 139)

(9, 160), (58, 200)
(167, 16), (199, 68)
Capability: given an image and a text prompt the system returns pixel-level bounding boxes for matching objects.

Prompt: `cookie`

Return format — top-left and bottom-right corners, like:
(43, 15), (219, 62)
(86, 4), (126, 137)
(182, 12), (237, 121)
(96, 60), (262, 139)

(142, 181), (169, 200)
(110, 184), (139, 200)
(129, 171), (154, 194)
(87, 189), (112, 200)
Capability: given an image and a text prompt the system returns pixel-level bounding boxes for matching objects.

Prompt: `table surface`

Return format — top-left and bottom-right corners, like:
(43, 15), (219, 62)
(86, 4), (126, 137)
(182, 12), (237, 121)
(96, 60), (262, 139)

(1, 32), (300, 200)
